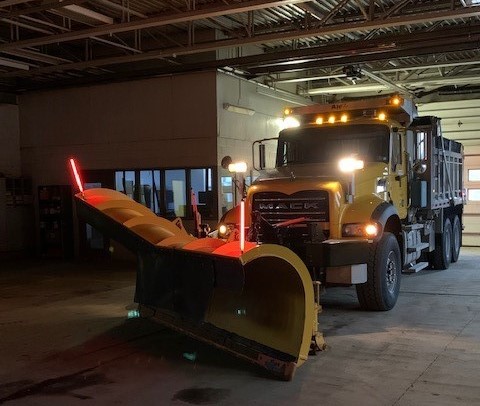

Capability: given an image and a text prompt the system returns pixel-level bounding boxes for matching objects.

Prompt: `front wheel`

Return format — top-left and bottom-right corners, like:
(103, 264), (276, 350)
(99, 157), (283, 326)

(356, 232), (401, 311)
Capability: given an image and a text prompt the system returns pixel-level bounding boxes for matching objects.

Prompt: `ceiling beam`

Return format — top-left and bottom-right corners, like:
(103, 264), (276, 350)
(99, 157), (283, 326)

(3, 20), (480, 80)
(0, 0), (33, 7)
(1, 1), (477, 56)
(0, 0), (309, 51)
(306, 74), (480, 95)
(361, 68), (414, 97)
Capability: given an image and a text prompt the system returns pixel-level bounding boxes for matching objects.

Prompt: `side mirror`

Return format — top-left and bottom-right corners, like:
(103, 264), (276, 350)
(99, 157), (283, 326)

(413, 160), (427, 174)
(259, 143), (266, 170)
(252, 137), (278, 171)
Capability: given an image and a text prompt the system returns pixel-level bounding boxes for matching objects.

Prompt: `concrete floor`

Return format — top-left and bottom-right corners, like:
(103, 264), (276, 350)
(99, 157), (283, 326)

(0, 248), (479, 406)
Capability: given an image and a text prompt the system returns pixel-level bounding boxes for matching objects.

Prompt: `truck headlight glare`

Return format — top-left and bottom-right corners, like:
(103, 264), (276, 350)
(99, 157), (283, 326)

(343, 223), (379, 238)
(284, 116), (300, 128)
(219, 224), (228, 235)
(339, 157), (364, 173)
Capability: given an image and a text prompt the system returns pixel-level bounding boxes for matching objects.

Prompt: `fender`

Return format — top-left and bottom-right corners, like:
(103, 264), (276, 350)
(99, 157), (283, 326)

(340, 195), (400, 241)
(371, 202), (400, 230)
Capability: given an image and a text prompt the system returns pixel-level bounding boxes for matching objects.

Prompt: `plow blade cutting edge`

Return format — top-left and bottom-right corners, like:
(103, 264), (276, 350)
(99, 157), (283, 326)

(75, 188), (323, 380)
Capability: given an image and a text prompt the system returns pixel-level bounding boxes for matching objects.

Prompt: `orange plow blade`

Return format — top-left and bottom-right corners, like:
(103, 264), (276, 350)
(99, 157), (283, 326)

(75, 188), (324, 379)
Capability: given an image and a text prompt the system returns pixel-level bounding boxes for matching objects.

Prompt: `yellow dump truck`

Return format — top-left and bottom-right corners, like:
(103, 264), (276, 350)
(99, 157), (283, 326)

(218, 96), (464, 311)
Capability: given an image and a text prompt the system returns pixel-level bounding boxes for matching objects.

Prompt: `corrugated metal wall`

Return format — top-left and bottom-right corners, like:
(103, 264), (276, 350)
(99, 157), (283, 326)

(418, 100), (480, 247)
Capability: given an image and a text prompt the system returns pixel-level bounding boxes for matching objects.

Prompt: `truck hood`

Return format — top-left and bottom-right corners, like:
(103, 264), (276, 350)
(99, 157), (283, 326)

(257, 163), (344, 182)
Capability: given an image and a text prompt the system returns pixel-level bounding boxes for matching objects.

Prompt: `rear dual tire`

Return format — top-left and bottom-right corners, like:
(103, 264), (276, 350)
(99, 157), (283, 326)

(430, 215), (461, 270)
(451, 215), (461, 263)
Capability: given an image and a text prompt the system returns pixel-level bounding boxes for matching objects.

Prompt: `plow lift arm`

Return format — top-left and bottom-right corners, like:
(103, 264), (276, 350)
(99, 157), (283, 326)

(69, 161), (324, 380)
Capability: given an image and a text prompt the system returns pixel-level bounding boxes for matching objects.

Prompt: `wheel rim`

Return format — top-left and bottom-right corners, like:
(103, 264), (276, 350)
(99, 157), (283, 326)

(453, 221), (460, 255)
(445, 226), (451, 262)
(386, 251), (398, 294)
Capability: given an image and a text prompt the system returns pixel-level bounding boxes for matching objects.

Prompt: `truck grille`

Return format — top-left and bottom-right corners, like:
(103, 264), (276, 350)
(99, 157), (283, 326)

(252, 190), (329, 225)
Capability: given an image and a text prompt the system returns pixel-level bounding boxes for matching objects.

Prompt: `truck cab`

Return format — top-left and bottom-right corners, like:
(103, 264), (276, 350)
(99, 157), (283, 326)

(218, 95), (464, 311)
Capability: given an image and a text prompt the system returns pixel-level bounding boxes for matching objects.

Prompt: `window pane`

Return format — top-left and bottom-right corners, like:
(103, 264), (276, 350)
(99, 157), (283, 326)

(191, 168), (214, 218)
(153, 170), (161, 214)
(115, 171), (124, 193)
(220, 176), (234, 215)
(468, 169), (480, 182)
(140, 170), (153, 210)
(468, 188), (480, 201)
(115, 171), (135, 198)
(165, 170), (186, 217)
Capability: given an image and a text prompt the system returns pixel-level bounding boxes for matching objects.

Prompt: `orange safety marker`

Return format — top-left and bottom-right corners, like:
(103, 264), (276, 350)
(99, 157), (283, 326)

(69, 158), (84, 193)
(240, 200), (245, 253)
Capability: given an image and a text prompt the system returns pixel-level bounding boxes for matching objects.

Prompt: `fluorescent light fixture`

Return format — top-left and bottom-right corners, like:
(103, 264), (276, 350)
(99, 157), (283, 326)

(256, 86), (315, 106)
(223, 103), (255, 116)
(461, 0), (480, 6)
(307, 84), (386, 95)
(0, 57), (29, 70)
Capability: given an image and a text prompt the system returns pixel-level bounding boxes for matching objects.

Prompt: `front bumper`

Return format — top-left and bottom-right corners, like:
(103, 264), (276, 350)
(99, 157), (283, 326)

(305, 239), (372, 284)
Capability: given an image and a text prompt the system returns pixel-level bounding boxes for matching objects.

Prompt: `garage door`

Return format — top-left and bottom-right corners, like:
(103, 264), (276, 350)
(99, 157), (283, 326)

(418, 99), (480, 247)
(463, 160), (480, 246)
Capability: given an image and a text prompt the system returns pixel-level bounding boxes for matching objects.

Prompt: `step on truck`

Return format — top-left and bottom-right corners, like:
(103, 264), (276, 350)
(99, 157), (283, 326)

(218, 95), (465, 311)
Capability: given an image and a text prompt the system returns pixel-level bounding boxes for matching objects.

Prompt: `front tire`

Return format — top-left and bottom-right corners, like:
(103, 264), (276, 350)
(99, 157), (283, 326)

(356, 232), (401, 311)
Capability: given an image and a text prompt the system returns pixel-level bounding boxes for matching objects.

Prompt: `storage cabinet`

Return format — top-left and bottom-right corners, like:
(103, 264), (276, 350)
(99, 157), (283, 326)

(0, 177), (34, 254)
(38, 185), (73, 259)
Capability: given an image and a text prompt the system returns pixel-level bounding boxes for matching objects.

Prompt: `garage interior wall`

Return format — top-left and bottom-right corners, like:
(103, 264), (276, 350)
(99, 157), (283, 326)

(19, 71), (218, 187)
(0, 104), (21, 177)
(418, 100), (480, 246)
(216, 73), (296, 211)
(17, 72), (218, 256)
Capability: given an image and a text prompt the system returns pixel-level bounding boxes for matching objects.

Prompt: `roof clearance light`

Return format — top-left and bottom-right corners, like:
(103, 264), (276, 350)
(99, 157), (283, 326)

(341, 114), (348, 123)
(284, 116), (300, 128)
(328, 115), (335, 124)
(69, 158), (84, 193)
(391, 96), (401, 106)
(378, 112), (387, 121)
(315, 117), (324, 125)
(339, 157), (364, 173)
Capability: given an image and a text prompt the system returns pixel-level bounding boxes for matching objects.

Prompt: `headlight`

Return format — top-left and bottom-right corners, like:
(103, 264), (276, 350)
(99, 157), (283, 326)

(343, 222), (380, 238)
(339, 157), (364, 173)
(283, 116), (300, 128)
(218, 223), (235, 238)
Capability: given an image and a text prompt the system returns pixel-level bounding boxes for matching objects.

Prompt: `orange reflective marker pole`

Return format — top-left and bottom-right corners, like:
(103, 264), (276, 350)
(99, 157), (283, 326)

(69, 158), (84, 194)
(240, 200), (245, 253)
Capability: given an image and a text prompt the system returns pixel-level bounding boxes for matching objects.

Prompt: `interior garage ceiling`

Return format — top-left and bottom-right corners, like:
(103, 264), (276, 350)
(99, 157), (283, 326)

(2, 0), (480, 101)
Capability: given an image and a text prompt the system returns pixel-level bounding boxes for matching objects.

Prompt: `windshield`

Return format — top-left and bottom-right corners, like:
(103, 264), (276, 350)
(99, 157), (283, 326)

(276, 124), (390, 167)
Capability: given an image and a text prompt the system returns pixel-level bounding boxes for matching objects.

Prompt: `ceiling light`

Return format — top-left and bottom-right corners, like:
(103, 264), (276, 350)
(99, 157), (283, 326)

(223, 103), (255, 116)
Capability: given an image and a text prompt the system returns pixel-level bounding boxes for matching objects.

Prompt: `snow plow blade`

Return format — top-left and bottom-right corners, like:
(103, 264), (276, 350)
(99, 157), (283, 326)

(75, 188), (322, 380)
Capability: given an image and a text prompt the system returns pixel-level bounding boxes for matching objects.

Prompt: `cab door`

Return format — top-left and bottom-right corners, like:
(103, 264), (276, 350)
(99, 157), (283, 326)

(388, 129), (408, 219)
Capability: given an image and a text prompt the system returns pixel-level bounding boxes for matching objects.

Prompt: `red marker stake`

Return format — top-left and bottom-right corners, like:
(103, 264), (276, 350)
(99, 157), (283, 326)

(69, 158), (84, 193)
(240, 200), (245, 253)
